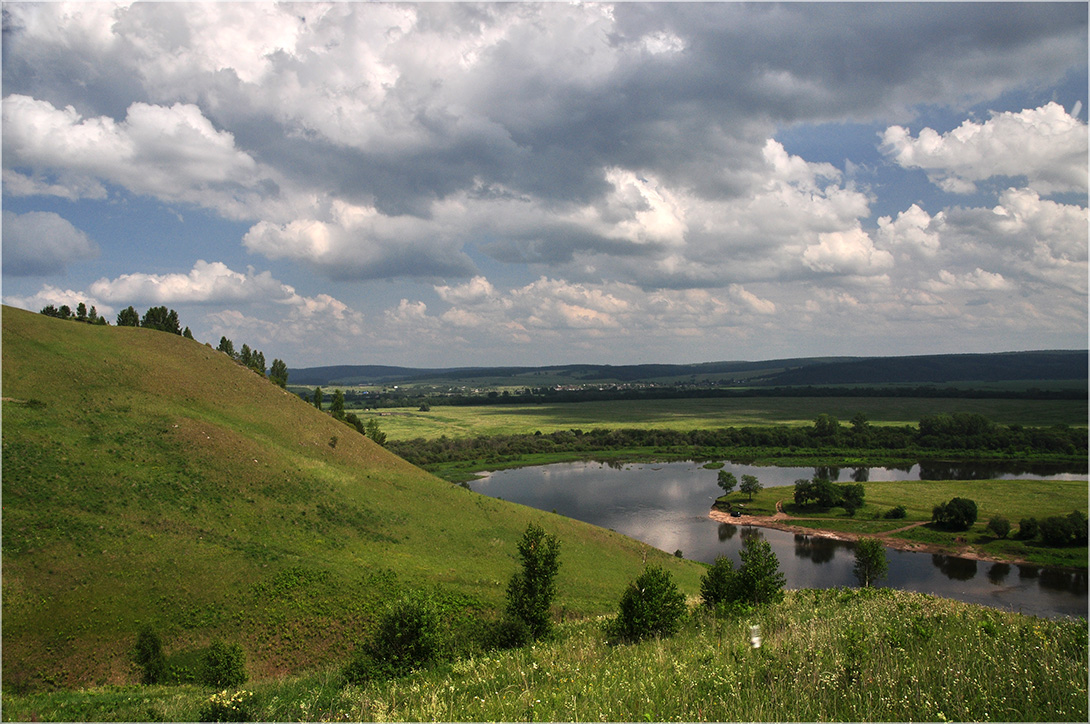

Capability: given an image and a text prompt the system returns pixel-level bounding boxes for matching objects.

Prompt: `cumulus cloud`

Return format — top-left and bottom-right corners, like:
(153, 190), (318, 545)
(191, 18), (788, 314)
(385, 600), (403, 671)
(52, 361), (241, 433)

(2, 210), (99, 276)
(3, 284), (111, 316)
(881, 103), (1088, 194)
(923, 268), (1014, 292)
(2, 94), (275, 218)
(803, 228), (894, 275)
(1, 3), (1085, 362)
(876, 204), (942, 258)
(242, 200), (477, 280)
(87, 260), (298, 305)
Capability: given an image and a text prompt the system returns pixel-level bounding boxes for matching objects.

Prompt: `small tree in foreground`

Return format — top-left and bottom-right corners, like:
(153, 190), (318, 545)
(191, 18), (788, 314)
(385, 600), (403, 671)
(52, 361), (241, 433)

(852, 537), (888, 588)
(700, 555), (736, 608)
(132, 626), (166, 685)
(506, 523), (561, 640)
(734, 537), (785, 605)
(607, 564), (687, 644)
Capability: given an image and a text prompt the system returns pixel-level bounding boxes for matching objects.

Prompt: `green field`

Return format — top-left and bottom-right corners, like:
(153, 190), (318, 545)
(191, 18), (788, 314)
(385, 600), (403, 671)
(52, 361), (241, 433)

(353, 396), (1088, 442)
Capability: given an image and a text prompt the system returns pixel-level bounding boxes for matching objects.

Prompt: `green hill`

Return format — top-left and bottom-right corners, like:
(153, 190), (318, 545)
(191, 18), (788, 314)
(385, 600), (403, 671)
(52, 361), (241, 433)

(1, 306), (701, 693)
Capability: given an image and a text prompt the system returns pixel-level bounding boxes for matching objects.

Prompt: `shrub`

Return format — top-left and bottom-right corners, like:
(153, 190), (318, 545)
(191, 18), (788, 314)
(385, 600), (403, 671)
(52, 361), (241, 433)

(201, 640), (247, 688)
(607, 565), (687, 644)
(505, 524), (561, 640)
(345, 591), (443, 686)
(480, 615), (533, 651)
(883, 504), (907, 519)
(132, 626), (166, 685)
(932, 497), (978, 531)
(987, 516), (1011, 539)
(1068, 510), (1088, 546)
(1040, 516), (1074, 546)
(1017, 517), (1039, 540)
(700, 555), (736, 608)
(372, 592), (442, 672)
(197, 689), (253, 722)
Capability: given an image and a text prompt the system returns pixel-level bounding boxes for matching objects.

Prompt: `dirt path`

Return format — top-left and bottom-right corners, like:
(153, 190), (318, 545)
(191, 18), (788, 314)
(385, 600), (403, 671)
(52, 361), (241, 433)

(708, 499), (1020, 564)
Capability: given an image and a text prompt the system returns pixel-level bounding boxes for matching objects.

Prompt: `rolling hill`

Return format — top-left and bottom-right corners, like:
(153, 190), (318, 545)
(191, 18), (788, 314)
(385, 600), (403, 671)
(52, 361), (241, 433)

(0, 306), (702, 693)
(289, 350), (1088, 388)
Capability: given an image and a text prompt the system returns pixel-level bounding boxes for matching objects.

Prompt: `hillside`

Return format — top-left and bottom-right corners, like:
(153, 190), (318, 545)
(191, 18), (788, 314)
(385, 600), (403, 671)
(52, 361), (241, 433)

(0, 306), (702, 693)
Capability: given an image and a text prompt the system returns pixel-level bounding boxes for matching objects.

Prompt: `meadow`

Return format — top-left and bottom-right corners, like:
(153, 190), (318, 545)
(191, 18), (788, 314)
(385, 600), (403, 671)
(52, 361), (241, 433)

(353, 395), (1087, 441)
(4, 588), (1086, 722)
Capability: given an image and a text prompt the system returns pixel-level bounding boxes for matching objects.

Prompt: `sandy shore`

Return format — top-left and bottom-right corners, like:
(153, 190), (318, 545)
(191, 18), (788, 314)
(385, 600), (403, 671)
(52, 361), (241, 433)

(707, 502), (1034, 566)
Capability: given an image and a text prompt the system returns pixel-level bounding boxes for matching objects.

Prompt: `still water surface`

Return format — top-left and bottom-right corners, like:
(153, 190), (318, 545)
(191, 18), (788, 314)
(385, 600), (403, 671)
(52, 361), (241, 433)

(472, 461), (1087, 619)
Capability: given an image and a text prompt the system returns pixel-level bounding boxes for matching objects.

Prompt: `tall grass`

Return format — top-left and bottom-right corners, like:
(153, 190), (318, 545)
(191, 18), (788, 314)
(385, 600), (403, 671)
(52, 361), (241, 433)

(6, 588), (1085, 722)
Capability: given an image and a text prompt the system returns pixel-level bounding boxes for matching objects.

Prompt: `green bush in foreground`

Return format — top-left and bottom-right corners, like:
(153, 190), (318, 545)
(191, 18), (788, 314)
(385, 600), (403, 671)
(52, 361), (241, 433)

(606, 564), (687, 643)
(734, 537), (786, 605)
(200, 641), (247, 688)
(344, 591), (443, 684)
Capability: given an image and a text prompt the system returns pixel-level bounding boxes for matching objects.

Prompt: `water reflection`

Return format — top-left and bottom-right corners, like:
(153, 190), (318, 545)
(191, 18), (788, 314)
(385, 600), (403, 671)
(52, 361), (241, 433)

(794, 534), (838, 564)
(472, 460), (1087, 618)
(932, 554), (978, 581)
(987, 562), (1011, 586)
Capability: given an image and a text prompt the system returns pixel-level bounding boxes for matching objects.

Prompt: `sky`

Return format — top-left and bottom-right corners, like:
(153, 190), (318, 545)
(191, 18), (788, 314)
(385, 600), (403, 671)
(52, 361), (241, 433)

(2, 1), (1087, 369)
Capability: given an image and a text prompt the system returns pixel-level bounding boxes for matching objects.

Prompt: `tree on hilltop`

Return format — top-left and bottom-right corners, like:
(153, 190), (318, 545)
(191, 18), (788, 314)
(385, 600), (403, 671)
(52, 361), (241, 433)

(269, 359), (289, 388)
(141, 306), (181, 334)
(117, 306), (140, 326)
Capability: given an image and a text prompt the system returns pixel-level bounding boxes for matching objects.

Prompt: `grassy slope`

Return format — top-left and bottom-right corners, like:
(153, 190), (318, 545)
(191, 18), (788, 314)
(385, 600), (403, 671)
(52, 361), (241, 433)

(1, 307), (703, 692)
(5, 589), (1087, 722)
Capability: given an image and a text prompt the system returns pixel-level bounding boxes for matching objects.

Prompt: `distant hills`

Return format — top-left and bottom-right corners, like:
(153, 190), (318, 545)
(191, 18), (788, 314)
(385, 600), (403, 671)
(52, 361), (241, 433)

(290, 350), (1088, 388)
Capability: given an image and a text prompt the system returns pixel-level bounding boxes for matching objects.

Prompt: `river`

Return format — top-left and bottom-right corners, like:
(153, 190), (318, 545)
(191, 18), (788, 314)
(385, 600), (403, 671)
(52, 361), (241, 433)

(470, 460), (1087, 619)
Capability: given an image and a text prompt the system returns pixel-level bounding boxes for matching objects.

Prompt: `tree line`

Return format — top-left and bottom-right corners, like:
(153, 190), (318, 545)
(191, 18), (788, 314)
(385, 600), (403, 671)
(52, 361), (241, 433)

(332, 383), (1084, 410)
(215, 336), (288, 388)
(386, 413), (1087, 468)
